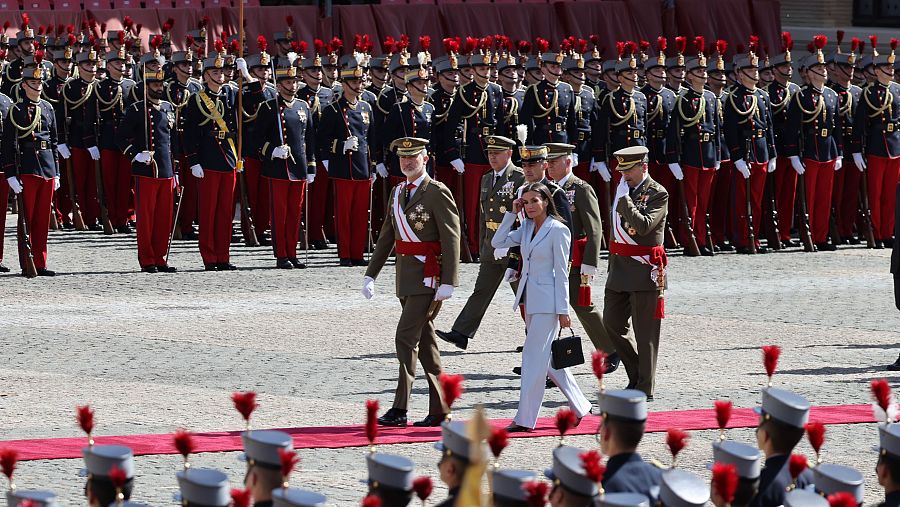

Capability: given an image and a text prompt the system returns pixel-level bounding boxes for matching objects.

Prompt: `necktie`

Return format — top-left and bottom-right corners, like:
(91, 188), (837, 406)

(406, 183), (416, 202)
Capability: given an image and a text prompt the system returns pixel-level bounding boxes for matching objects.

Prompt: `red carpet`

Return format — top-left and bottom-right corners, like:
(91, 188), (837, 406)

(1, 404), (874, 461)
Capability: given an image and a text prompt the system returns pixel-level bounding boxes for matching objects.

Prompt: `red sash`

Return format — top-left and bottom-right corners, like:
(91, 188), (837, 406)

(570, 236), (591, 306)
(609, 241), (668, 319)
(395, 240), (442, 278)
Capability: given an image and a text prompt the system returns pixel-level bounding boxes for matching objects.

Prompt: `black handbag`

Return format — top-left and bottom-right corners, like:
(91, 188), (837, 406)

(551, 327), (585, 370)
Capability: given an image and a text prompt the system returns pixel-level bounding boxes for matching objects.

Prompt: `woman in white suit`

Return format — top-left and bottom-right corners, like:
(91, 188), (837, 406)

(491, 182), (592, 432)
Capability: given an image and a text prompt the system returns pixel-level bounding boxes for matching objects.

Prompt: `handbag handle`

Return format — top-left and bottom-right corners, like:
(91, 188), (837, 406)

(556, 327), (575, 340)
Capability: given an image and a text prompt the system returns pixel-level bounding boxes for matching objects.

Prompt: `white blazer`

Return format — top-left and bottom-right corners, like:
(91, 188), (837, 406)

(491, 212), (571, 315)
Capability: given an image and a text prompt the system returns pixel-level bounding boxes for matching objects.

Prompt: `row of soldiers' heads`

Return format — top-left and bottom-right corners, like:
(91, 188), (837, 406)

(5, 347), (900, 507)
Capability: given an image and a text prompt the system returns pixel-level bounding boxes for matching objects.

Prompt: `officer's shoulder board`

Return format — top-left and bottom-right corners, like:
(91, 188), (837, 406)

(580, 86), (595, 99)
(263, 82), (277, 91)
(188, 77), (202, 86)
(632, 89), (647, 100)
(557, 81), (573, 92)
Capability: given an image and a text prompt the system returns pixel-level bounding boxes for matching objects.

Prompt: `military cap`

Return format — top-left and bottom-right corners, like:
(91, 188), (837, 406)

(366, 453), (414, 491)
(881, 423), (900, 457)
(6, 490), (59, 507)
(340, 56), (365, 80)
(733, 50), (760, 70)
(389, 51), (410, 73)
(616, 53), (639, 73)
(202, 51), (227, 71)
(873, 46), (897, 67)
(140, 50), (164, 67)
(177, 468), (230, 507)
(338, 54), (359, 69)
(524, 56), (540, 71)
(584, 47), (603, 63)
(813, 463), (864, 504)
(613, 146), (649, 171)
(275, 64), (298, 80)
(685, 55), (708, 72)
(272, 487), (327, 507)
(242, 429), (293, 469)
(51, 48), (72, 62)
(544, 446), (599, 497)
(434, 420), (484, 462)
(368, 55), (389, 70)
(711, 440), (762, 479)
(601, 58), (618, 73)
(598, 389), (648, 421)
(519, 145), (549, 163)
(540, 51), (565, 66)
(754, 387), (810, 428)
(144, 69), (166, 82)
(404, 58), (429, 83)
(391, 137), (429, 157)
(784, 489), (829, 507)
(829, 49), (856, 67)
(170, 50), (194, 65)
(273, 30), (295, 43)
(486, 136), (517, 151)
(469, 52), (494, 67)
(21, 55), (45, 80)
(496, 54), (520, 73)
(432, 54), (459, 74)
(187, 29), (207, 43)
(299, 53), (323, 70)
(76, 48), (101, 64)
(247, 52), (272, 69)
(545, 142), (576, 160)
(858, 53), (873, 70)
(7, 37), (17, 48)
(769, 51), (792, 68)
(562, 56), (585, 72)
(493, 469), (536, 502)
(598, 492), (651, 507)
(659, 469), (708, 507)
(16, 26), (34, 42)
(105, 47), (128, 62)
(83, 445), (135, 479)
(666, 53), (686, 69)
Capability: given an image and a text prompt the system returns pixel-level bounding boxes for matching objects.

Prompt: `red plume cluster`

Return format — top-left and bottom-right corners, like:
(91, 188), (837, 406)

(150, 35), (163, 50)
(34, 49), (44, 64)
(173, 430), (195, 459)
(870, 35), (879, 51)
(579, 450), (605, 483)
(836, 30), (845, 46)
(109, 464), (128, 490)
(19, 501), (38, 507)
(762, 345), (781, 380)
(365, 400), (379, 445)
(717, 39), (728, 56)
(77, 405), (95, 435)
(694, 36), (705, 55)
(258, 35), (267, 53)
(397, 34), (409, 51)
(330, 37), (343, 54)
(639, 40), (650, 53)
(295, 41), (307, 55)
(0, 449), (17, 480)
(278, 448), (299, 479)
(827, 492), (858, 507)
(419, 35), (431, 52)
(675, 35), (686, 54)
(851, 38), (861, 53)
(412, 476), (433, 502)
(805, 422), (826, 455)
(518, 40), (531, 54)
(591, 351), (608, 383)
(616, 41), (625, 58)
(21, 13), (30, 30)
(871, 379), (893, 413)
(525, 481), (549, 507)
(714, 400), (732, 431)
(231, 392), (258, 422)
(231, 489), (251, 507)
(666, 429), (689, 460)
(488, 427), (509, 459)
(443, 37), (459, 54)
(813, 35), (828, 50)
(361, 495), (382, 507)
(892, 38), (899, 51)
(789, 453), (808, 480)
(286, 15), (294, 27)
(555, 409), (577, 437)
(186, 35), (195, 47)
(657, 36), (667, 52)
(535, 37), (550, 54)
(711, 463), (738, 505)
(439, 373), (464, 410)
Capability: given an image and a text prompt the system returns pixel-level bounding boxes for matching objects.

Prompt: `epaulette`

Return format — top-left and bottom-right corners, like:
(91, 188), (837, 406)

(556, 81), (573, 92)
(580, 86), (595, 99)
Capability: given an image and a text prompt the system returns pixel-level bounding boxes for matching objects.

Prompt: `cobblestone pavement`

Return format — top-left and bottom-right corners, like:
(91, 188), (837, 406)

(0, 217), (898, 505)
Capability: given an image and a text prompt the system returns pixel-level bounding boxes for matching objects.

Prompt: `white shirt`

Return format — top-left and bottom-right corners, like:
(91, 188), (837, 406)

(405, 172), (427, 199)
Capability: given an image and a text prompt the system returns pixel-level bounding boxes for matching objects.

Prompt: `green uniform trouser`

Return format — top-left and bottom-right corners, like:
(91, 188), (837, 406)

(394, 294), (448, 415)
(602, 288), (661, 396)
(451, 261), (518, 338)
(568, 271), (616, 353)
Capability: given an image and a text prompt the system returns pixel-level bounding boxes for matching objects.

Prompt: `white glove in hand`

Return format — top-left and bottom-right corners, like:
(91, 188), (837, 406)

(834, 158), (843, 171)
(734, 159), (750, 179)
(571, 153), (579, 167)
(361, 276), (375, 299)
(596, 161), (611, 182)
(306, 173), (316, 184)
(57, 143), (71, 159)
(434, 284), (454, 301)
(450, 158), (465, 174)
(272, 145), (291, 160)
(789, 156), (805, 175)
(767, 158), (777, 173)
(493, 247), (509, 260)
(343, 136), (359, 153)
(53, 176), (60, 191)
(853, 153), (866, 170)
(191, 164), (204, 178)
(87, 146), (100, 160)
(581, 264), (597, 276)
(235, 57), (251, 80)
(503, 268), (519, 283)
(715, 161), (721, 171)
(376, 163), (389, 178)
(322, 160), (329, 172)
(133, 151), (153, 164)
(515, 124), (528, 144)
(668, 163), (684, 181)
(6, 177), (22, 194)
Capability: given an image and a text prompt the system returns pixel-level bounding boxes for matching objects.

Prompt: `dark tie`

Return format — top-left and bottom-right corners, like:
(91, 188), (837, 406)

(405, 183), (416, 202)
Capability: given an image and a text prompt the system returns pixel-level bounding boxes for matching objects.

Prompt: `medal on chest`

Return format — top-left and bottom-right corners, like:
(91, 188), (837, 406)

(361, 111), (370, 124)
(408, 204), (430, 231)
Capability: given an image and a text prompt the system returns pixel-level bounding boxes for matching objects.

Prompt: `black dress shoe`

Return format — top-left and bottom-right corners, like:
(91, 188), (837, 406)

(311, 239), (329, 250)
(574, 409), (592, 428)
(546, 377), (556, 389)
(377, 408), (407, 427)
(816, 242), (837, 252)
(0, 263), (9, 273)
(62, 222), (75, 230)
(646, 395), (655, 402)
(413, 414), (447, 427)
(505, 424), (533, 433)
(435, 329), (469, 350)
(352, 259), (369, 267)
(257, 238), (272, 246)
(276, 257), (294, 269)
(716, 242), (734, 252)
(204, 264), (219, 271)
(682, 247), (700, 257)
(512, 366), (522, 375)
(782, 239), (800, 248)
(885, 238), (895, 248)
(157, 265), (177, 273)
(116, 225), (133, 234)
(756, 246), (768, 254)
(625, 382), (636, 390)
(37, 268), (56, 277)
(142, 265), (158, 273)
(736, 247), (755, 255)
(288, 258), (307, 269)
(699, 246), (714, 256)
(876, 240), (885, 249)
(887, 354), (900, 371)
(339, 258), (353, 267)
(88, 223), (103, 231)
(515, 346), (524, 353)
(846, 236), (860, 245)
(181, 230), (199, 241)
(605, 352), (621, 374)
(218, 263), (238, 271)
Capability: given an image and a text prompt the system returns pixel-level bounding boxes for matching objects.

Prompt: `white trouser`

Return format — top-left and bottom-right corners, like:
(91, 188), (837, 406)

(513, 313), (592, 428)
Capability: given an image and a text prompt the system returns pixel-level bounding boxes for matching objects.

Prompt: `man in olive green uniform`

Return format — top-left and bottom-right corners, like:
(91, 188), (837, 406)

(544, 143), (617, 361)
(436, 136), (525, 350)
(362, 137), (462, 428)
(603, 146), (669, 400)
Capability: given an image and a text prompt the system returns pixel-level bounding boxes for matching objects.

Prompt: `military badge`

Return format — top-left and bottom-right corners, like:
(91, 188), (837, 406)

(298, 110), (307, 122)
(361, 111), (370, 124)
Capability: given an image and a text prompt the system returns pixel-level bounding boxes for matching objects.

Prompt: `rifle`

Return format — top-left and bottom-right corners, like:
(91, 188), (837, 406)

(13, 134), (37, 277)
(744, 138), (757, 254)
(49, 202), (59, 230)
(764, 173), (782, 250)
(795, 173), (815, 252)
(94, 94), (113, 235)
(236, 2), (260, 248)
(456, 171), (473, 263)
(828, 196), (842, 247)
(859, 166), (877, 248)
(62, 97), (87, 230)
(676, 179), (700, 256)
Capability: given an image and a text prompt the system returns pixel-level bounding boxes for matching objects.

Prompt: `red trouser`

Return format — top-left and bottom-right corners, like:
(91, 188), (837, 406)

(100, 149), (133, 228)
(134, 176), (174, 268)
(55, 162), (72, 224)
(835, 158), (862, 237)
(774, 156), (798, 241)
(732, 162), (767, 248)
(573, 162), (591, 182)
(649, 161), (677, 227)
(242, 158), (270, 234)
(178, 155), (199, 234)
(462, 163), (491, 255)
(802, 158), (836, 244)
(333, 178), (372, 260)
(0, 174), (7, 262)
(434, 164), (459, 196)
(682, 165), (716, 247)
(308, 162), (333, 242)
(267, 178), (306, 259)
(70, 148), (100, 224)
(18, 175), (54, 270)
(198, 169), (236, 265)
(710, 161), (733, 244)
(867, 155), (900, 240)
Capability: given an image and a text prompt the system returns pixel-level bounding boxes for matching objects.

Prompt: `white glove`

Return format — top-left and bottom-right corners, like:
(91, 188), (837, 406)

(272, 145), (291, 160)
(57, 143), (71, 159)
(53, 176), (60, 191)
(191, 164), (204, 178)
(306, 173), (315, 184)
(6, 176), (22, 194)
(767, 158), (777, 173)
(834, 158), (843, 171)
(715, 161), (721, 171)
(376, 163), (388, 178)
(571, 153), (579, 167)
(789, 156), (805, 175)
(734, 159), (750, 179)
(515, 124), (527, 144)
(450, 158), (465, 174)
(235, 57), (251, 81)
(434, 284), (454, 301)
(361, 276), (375, 299)
(853, 153), (866, 170)
(581, 264), (597, 276)
(322, 160), (329, 172)
(133, 151), (153, 164)
(503, 268), (519, 283)
(667, 163), (684, 181)
(343, 136), (359, 153)
(493, 247), (509, 260)
(596, 161), (611, 182)
(87, 146), (100, 160)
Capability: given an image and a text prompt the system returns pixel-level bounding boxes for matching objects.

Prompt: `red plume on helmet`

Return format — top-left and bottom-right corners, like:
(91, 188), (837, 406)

(656, 36), (667, 53)
(397, 34), (409, 51)
(286, 15), (293, 27)
(789, 454), (808, 482)
(149, 35), (162, 50)
(871, 35), (879, 55)
(108, 464), (127, 492)
(1, 449), (17, 486)
(34, 49), (44, 64)
(21, 13), (30, 31)
(893, 38), (899, 52)
(518, 39), (531, 54)
(258, 35), (267, 53)
(295, 41), (307, 55)
(438, 373), (464, 411)
(365, 400), (378, 449)
(76, 405), (95, 444)
(711, 463), (738, 505)
(716, 39), (728, 56)
(480, 36), (494, 52)
(117, 31), (125, 45)
(461, 36), (475, 55)
(488, 427), (509, 460)
(579, 450), (606, 483)
(555, 408), (577, 442)
(591, 350), (608, 389)
(231, 391), (258, 427)
(693, 36), (705, 55)
(666, 428), (689, 466)
(383, 36), (395, 54)
(780, 32), (792, 52)
(828, 492), (858, 507)
(173, 429), (195, 469)
(714, 400), (732, 440)
(872, 379), (894, 418)
(231, 489), (251, 507)
(639, 39), (650, 54)
(560, 38), (572, 53)
(313, 38), (325, 55)
(814, 35), (828, 51)
(213, 39), (225, 55)
(805, 421), (826, 464)
(443, 37), (458, 54)
(535, 37), (549, 54)
(419, 35), (431, 53)
(278, 448), (299, 486)
(330, 37), (343, 54)
(412, 476), (433, 503)
(361, 495), (382, 507)
(616, 41), (625, 59)
(186, 35), (195, 47)
(762, 345), (781, 386)
(675, 35), (686, 54)
(524, 482), (549, 507)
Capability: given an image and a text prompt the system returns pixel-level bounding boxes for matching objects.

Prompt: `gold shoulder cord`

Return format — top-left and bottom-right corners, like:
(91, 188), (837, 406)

(677, 94), (705, 127)
(9, 103), (41, 139)
(769, 85), (790, 114)
(194, 92), (224, 127)
(609, 91), (636, 127)
(95, 83), (123, 113)
(433, 90), (455, 123)
(865, 86), (893, 119)
(65, 81), (95, 109)
(793, 90), (824, 123)
(167, 86), (191, 110)
(728, 92), (758, 124)
(459, 84), (487, 120)
(646, 92), (663, 123)
(530, 82), (558, 119)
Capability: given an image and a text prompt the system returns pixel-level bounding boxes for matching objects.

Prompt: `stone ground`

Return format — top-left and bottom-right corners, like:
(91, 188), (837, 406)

(0, 216), (898, 506)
